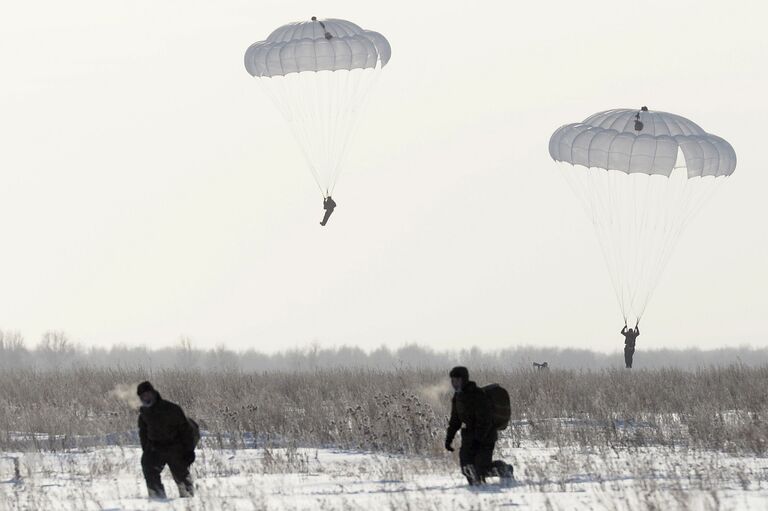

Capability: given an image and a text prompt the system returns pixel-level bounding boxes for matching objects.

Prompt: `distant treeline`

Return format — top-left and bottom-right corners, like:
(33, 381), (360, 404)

(0, 329), (766, 371)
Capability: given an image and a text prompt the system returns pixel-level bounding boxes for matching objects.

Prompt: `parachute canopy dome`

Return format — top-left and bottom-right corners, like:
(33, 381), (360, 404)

(245, 18), (391, 77)
(549, 109), (736, 178)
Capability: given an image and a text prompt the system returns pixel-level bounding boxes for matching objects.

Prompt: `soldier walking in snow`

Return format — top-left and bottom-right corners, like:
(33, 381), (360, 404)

(444, 366), (513, 485)
(137, 381), (199, 499)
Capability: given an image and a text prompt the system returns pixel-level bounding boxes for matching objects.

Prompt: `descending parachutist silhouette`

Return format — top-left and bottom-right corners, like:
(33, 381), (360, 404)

(244, 18), (390, 218)
(320, 196), (337, 226)
(621, 322), (640, 369)
(549, 108), (736, 347)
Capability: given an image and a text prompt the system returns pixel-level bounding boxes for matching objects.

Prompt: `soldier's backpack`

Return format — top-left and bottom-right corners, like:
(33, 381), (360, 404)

(482, 384), (511, 431)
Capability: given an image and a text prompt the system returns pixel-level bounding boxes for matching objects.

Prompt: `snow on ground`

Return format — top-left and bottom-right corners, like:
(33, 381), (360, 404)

(1, 441), (768, 510)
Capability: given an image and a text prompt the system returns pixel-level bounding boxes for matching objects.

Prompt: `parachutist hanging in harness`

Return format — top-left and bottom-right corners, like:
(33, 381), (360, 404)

(320, 196), (336, 226)
(244, 18), (390, 209)
(621, 322), (640, 368)
(549, 109), (736, 342)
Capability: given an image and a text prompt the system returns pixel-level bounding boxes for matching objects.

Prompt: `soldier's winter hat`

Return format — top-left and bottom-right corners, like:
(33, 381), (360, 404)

(449, 366), (469, 380)
(136, 381), (156, 396)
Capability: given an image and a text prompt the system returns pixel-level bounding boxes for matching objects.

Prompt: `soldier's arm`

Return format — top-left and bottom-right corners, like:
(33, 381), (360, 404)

(446, 398), (461, 442)
(138, 414), (148, 451)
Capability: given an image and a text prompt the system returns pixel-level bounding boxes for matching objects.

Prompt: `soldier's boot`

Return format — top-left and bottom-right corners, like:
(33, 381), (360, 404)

(177, 480), (194, 498)
(493, 460), (514, 485)
(462, 464), (482, 486)
(147, 486), (167, 499)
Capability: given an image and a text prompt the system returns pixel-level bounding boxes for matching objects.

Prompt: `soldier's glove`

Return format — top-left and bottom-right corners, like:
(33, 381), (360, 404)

(444, 438), (454, 452)
(183, 451), (196, 465)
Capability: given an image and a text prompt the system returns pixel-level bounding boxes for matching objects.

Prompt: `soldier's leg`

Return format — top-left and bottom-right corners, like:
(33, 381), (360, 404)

(141, 450), (167, 498)
(624, 347), (631, 368)
(459, 440), (480, 485)
(474, 442), (494, 483)
(167, 450), (194, 497)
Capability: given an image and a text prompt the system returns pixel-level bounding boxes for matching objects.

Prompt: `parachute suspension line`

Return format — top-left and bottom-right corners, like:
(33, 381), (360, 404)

(323, 68), (338, 196)
(590, 167), (622, 320)
(610, 172), (629, 323)
(631, 173), (654, 322)
(632, 177), (661, 322)
(556, 161), (717, 325)
(631, 172), (675, 323)
(581, 166), (627, 322)
(269, 69), (381, 199)
(606, 166), (629, 321)
(330, 68), (381, 196)
(330, 68), (358, 195)
(310, 65), (326, 194)
(328, 73), (353, 196)
(292, 70), (323, 195)
(628, 173), (643, 317)
(629, 175), (655, 321)
(623, 173), (639, 320)
(636, 173), (684, 321)
(256, 76), (327, 197)
(638, 174), (727, 321)
(302, 72), (330, 197)
(636, 167), (718, 322)
(564, 163), (716, 325)
(300, 77), (326, 197)
(326, 66), (351, 197)
(316, 68), (330, 197)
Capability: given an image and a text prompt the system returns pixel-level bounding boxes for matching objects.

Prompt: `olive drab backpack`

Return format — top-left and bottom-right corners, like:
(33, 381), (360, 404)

(482, 384), (511, 430)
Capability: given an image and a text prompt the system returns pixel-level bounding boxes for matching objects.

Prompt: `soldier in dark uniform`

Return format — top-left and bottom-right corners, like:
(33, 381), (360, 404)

(444, 366), (511, 485)
(320, 196), (337, 226)
(622, 323), (640, 368)
(137, 381), (197, 499)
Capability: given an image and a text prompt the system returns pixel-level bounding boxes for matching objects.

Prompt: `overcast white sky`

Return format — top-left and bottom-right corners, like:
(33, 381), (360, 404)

(0, 0), (766, 352)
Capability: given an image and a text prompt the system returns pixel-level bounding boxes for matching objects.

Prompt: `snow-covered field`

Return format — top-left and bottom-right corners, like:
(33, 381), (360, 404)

(2, 440), (768, 510)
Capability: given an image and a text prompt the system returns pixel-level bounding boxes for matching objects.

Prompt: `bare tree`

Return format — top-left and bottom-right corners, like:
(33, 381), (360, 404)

(0, 330), (27, 369)
(36, 330), (77, 369)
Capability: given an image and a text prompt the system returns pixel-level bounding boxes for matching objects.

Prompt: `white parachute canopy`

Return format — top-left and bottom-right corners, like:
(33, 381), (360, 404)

(244, 17), (391, 197)
(549, 107), (736, 325)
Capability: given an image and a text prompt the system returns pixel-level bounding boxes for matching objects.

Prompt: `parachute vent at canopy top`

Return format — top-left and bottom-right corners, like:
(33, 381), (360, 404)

(244, 18), (391, 78)
(548, 108), (737, 178)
